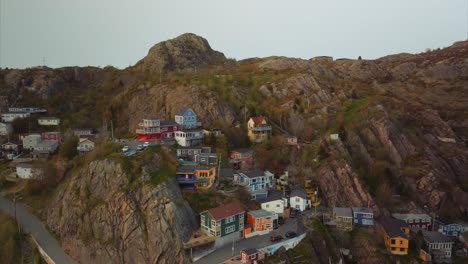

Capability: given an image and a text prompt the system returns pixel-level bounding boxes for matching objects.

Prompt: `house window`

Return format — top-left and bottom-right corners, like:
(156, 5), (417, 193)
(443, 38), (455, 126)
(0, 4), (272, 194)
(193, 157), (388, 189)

(225, 225), (235, 234)
(276, 204), (280, 207)
(266, 204), (270, 208)
(295, 198), (300, 202)
(212, 220), (217, 226)
(210, 230), (215, 236)
(216, 231), (220, 237)
(399, 240), (403, 245)
(399, 248), (405, 252)
(201, 215), (205, 224)
(391, 239), (396, 245)
(239, 214), (244, 220)
(226, 216), (235, 224)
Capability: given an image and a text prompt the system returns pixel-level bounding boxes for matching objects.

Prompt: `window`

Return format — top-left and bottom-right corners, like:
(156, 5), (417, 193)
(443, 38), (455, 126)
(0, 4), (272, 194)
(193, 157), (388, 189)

(216, 231), (220, 237)
(276, 204), (280, 207)
(295, 198), (300, 202)
(225, 225), (235, 234)
(239, 214), (244, 220)
(201, 215), (205, 224)
(400, 248), (405, 252)
(210, 230), (215, 236)
(399, 240), (403, 245)
(266, 204), (270, 208)
(391, 239), (396, 245)
(226, 216), (235, 224)
(212, 220), (217, 226)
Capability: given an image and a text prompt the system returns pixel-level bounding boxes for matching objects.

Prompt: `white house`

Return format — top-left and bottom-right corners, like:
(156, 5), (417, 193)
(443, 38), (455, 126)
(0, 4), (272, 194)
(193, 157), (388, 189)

(0, 122), (13, 135)
(8, 107), (46, 114)
(38, 117), (60, 126)
(35, 141), (59, 154)
(22, 134), (42, 150)
(16, 163), (41, 179)
(287, 189), (311, 211)
(73, 128), (94, 137)
(421, 230), (454, 261)
(1, 112), (30, 122)
(233, 170), (274, 200)
(77, 138), (95, 152)
(175, 130), (204, 147)
(261, 191), (285, 216)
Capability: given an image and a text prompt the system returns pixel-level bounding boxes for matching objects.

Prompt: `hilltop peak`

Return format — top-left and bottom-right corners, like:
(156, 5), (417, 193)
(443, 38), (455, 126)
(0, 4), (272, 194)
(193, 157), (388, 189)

(134, 33), (227, 72)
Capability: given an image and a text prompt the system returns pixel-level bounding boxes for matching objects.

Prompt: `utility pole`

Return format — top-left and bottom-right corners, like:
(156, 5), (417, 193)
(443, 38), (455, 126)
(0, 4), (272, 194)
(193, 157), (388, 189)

(217, 153), (221, 187)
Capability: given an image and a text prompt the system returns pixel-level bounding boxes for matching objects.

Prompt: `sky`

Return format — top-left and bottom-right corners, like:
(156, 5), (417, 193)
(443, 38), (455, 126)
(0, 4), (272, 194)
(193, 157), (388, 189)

(0, 0), (467, 69)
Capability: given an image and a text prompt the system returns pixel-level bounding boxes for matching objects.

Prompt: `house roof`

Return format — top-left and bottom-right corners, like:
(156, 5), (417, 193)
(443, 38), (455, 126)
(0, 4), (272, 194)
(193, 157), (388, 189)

(38, 116), (59, 120)
(176, 107), (195, 116)
(250, 117), (265, 124)
(207, 203), (245, 221)
(248, 209), (275, 218)
(16, 163), (32, 168)
(290, 189), (308, 199)
(352, 207), (373, 214)
(231, 148), (253, 154)
(261, 191), (284, 203)
(176, 165), (212, 173)
(79, 138), (94, 144)
(160, 120), (178, 126)
(242, 170), (265, 178)
(422, 230), (454, 244)
(392, 213), (431, 221)
(241, 248), (258, 255)
(2, 142), (19, 146)
(378, 216), (409, 238)
(333, 207), (353, 218)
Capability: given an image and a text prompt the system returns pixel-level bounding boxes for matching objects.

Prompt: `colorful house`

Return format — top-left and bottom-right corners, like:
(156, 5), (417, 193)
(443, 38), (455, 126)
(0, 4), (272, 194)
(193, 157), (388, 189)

(419, 230), (454, 262)
(176, 146), (212, 161)
(333, 207), (353, 231)
(203, 128), (222, 138)
(1, 112), (30, 123)
(229, 148), (254, 170)
(247, 117), (272, 143)
(233, 170), (274, 200)
(240, 248), (259, 263)
(392, 213), (432, 231)
(77, 138), (95, 152)
(200, 203), (245, 247)
(437, 220), (467, 237)
(41, 132), (61, 141)
(286, 135), (298, 145)
(135, 118), (179, 141)
(176, 165), (216, 190)
(378, 216), (410, 255)
(245, 209), (278, 238)
(38, 117), (60, 126)
(175, 108), (201, 128)
(288, 189), (311, 212)
(174, 129), (204, 147)
(352, 207), (374, 226)
(261, 191), (285, 217)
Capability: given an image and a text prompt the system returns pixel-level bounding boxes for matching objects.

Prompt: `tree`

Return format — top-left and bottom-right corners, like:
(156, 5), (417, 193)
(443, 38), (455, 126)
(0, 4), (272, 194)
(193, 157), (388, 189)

(59, 136), (79, 160)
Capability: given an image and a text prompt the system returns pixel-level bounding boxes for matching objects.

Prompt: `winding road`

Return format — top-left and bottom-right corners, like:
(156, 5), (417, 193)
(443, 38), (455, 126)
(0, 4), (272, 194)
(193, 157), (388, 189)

(0, 195), (77, 264)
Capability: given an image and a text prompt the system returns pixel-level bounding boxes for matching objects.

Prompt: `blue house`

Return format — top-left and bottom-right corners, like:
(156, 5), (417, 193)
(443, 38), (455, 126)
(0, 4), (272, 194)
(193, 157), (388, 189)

(233, 170), (274, 200)
(352, 207), (374, 226)
(175, 108), (201, 128)
(437, 221), (467, 236)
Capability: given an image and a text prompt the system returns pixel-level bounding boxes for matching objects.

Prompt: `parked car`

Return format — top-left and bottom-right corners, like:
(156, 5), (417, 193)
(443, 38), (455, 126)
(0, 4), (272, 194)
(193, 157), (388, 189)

(137, 144), (144, 151)
(122, 145), (129, 152)
(143, 142), (150, 148)
(270, 235), (283, 243)
(285, 231), (297, 238)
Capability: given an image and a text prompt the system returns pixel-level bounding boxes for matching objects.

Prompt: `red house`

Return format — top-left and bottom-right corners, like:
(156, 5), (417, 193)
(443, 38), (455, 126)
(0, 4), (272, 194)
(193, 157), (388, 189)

(135, 118), (179, 141)
(41, 132), (61, 141)
(240, 248), (258, 263)
(229, 148), (253, 170)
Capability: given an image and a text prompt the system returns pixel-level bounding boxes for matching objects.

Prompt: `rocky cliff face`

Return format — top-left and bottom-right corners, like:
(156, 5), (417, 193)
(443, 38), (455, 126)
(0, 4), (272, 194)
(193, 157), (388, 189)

(134, 33), (228, 72)
(45, 158), (196, 264)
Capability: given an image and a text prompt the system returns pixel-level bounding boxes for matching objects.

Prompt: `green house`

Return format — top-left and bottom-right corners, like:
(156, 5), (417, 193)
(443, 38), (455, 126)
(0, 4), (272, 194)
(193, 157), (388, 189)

(201, 203), (245, 238)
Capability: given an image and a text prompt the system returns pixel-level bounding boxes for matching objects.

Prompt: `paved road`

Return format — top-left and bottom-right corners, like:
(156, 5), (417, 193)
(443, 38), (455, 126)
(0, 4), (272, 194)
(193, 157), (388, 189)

(0, 195), (78, 264)
(195, 216), (302, 264)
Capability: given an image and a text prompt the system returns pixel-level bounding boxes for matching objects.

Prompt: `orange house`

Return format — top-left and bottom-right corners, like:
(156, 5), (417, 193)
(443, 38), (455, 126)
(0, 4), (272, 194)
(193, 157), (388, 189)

(378, 217), (410, 255)
(245, 209), (277, 238)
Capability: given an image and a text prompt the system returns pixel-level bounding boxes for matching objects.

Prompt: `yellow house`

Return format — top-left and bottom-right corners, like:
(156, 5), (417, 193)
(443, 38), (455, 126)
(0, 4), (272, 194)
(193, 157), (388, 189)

(378, 217), (410, 255)
(176, 165), (216, 190)
(247, 117), (272, 143)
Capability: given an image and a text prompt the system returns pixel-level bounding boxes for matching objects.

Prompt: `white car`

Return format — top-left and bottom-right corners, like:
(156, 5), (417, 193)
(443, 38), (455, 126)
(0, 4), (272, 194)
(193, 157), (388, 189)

(122, 145), (129, 152)
(143, 142), (150, 148)
(137, 144), (144, 151)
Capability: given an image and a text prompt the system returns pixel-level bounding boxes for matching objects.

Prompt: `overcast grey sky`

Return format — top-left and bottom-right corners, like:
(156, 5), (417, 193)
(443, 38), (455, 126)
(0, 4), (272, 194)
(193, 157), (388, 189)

(0, 0), (466, 69)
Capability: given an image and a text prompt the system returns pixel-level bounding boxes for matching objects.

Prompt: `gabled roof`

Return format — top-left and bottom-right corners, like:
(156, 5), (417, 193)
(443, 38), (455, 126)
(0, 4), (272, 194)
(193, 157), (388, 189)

(422, 230), (454, 244)
(352, 207), (374, 214)
(392, 213), (431, 221)
(250, 116), (265, 124)
(242, 170), (265, 178)
(176, 107), (196, 116)
(290, 189), (308, 199)
(231, 148), (253, 154)
(160, 120), (179, 126)
(333, 207), (353, 218)
(206, 203), (245, 221)
(378, 216), (409, 238)
(248, 209), (275, 218)
(79, 138), (94, 144)
(241, 248), (258, 255)
(261, 191), (284, 203)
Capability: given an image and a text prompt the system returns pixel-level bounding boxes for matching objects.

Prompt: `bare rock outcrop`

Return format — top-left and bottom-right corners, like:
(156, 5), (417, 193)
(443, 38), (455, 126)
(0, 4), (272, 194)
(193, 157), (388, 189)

(46, 158), (196, 264)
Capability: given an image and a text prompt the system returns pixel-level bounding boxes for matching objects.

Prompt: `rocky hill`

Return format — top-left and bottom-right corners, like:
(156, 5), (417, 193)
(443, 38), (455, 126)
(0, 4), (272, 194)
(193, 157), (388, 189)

(1, 34), (467, 263)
